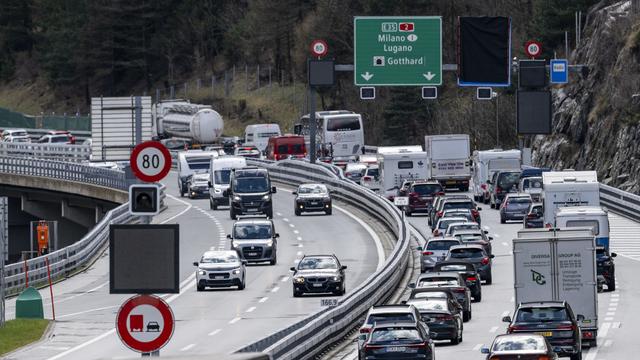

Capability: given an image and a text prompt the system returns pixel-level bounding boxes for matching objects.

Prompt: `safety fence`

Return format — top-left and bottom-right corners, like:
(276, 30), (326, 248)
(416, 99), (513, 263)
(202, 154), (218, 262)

(0, 142), (91, 163)
(236, 159), (410, 360)
(599, 184), (640, 223)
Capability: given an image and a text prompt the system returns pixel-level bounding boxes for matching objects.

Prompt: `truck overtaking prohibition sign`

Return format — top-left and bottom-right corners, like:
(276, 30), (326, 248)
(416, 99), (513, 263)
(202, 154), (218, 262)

(130, 141), (172, 183)
(116, 294), (175, 353)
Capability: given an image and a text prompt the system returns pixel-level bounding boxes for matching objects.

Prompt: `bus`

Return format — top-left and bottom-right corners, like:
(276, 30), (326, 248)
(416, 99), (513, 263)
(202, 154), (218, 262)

(294, 110), (364, 159)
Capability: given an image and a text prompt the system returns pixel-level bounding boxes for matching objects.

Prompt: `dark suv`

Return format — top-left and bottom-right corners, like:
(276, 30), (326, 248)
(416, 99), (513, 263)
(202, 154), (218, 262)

(489, 170), (522, 209)
(225, 167), (276, 219)
(403, 180), (444, 216)
(596, 246), (617, 291)
(503, 301), (583, 360)
(362, 322), (434, 360)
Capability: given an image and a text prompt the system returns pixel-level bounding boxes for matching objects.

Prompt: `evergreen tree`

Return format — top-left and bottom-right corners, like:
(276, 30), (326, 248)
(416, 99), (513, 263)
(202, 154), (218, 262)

(381, 87), (432, 145)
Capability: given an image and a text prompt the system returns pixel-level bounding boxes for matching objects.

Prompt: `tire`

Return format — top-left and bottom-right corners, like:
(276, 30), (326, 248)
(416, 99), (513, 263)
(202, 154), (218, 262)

(266, 210), (273, 219)
(295, 209), (301, 216)
(237, 276), (245, 290)
(212, 200), (218, 210)
(608, 278), (616, 291)
(570, 351), (582, 360)
(293, 288), (302, 297)
(485, 272), (493, 285)
(270, 256), (277, 266)
(230, 208), (237, 220)
(474, 291), (482, 302)
(196, 283), (204, 292)
(325, 208), (332, 215)
(463, 310), (470, 322)
(500, 216), (506, 224)
(458, 327), (463, 343)
(450, 334), (459, 345)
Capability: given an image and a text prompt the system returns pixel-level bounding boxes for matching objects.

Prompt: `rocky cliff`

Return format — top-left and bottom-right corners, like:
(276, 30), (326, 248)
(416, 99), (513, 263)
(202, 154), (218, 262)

(533, 0), (640, 193)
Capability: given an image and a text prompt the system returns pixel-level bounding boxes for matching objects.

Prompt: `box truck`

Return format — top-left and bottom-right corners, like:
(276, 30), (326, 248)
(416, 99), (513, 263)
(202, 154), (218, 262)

(542, 171), (600, 226)
(513, 228), (598, 346)
(471, 149), (521, 202)
(425, 134), (471, 191)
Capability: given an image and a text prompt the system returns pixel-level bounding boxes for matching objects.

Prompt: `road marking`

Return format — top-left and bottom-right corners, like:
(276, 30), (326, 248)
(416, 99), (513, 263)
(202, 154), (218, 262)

(39, 346), (71, 351)
(510, 296), (514, 302)
(293, 230), (300, 234)
(334, 204), (385, 271)
(259, 297), (268, 303)
(611, 322), (621, 328)
(297, 251), (303, 256)
(281, 276), (289, 282)
(271, 286), (280, 293)
(605, 317), (613, 321)
(298, 244), (303, 248)
(283, 218), (289, 222)
(208, 329), (221, 336)
(584, 347), (598, 360)
(502, 242), (508, 247)
(180, 344), (196, 351)
(473, 343), (483, 351)
(229, 317), (241, 324)
(598, 322), (611, 338)
(489, 326), (498, 333)
(603, 339), (613, 347)
(276, 212), (282, 216)
(297, 236), (303, 241)
(611, 293), (619, 297)
(246, 306), (256, 313)
(161, 195), (193, 224)
(501, 311), (510, 317)
(493, 233), (500, 238)
(606, 311), (615, 316)
(610, 298), (619, 302)
(608, 307), (617, 311)
(57, 305), (119, 319)
(483, 226), (490, 230)
(289, 224), (295, 228)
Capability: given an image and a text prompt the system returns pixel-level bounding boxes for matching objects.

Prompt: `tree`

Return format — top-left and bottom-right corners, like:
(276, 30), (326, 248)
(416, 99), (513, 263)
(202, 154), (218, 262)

(381, 87), (433, 145)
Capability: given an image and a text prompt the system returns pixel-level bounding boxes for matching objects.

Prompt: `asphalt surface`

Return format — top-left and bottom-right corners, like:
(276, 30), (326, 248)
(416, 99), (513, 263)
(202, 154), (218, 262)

(4, 171), (382, 359)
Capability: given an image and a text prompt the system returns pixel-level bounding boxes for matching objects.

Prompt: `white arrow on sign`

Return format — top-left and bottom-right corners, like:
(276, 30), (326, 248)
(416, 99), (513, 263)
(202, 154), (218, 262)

(423, 72), (436, 81)
(361, 72), (374, 81)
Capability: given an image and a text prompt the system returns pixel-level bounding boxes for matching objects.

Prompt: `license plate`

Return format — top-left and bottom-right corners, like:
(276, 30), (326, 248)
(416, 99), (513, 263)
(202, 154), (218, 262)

(246, 208), (258, 212)
(446, 180), (457, 184)
(313, 283), (323, 287)
(536, 331), (553, 337)
(247, 252), (258, 256)
(310, 202), (319, 205)
(214, 276), (225, 280)
(387, 346), (406, 352)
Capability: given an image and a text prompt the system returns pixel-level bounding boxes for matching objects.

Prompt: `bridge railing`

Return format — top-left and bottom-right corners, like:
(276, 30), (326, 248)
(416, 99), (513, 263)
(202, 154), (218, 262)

(600, 184), (640, 223)
(237, 159), (410, 360)
(0, 143), (91, 162)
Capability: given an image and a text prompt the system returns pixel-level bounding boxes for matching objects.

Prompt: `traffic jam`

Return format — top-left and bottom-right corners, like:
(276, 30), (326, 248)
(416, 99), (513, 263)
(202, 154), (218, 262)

(177, 116), (610, 359)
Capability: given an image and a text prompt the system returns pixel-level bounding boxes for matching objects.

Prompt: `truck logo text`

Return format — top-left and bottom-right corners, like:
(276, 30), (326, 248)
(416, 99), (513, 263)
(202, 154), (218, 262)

(531, 270), (546, 285)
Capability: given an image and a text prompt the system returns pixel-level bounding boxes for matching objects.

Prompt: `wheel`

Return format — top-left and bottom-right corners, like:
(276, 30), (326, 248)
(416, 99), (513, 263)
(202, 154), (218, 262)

(196, 283), (204, 292)
(212, 199), (218, 210)
(607, 278), (616, 291)
(334, 284), (345, 296)
(450, 334), (459, 345)
(270, 256), (277, 265)
(483, 196), (489, 204)
(230, 208), (237, 220)
(474, 291), (482, 302)
(266, 210), (273, 219)
(500, 216), (506, 224)
(237, 277), (245, 290)
(570, 351), (582, 360)
(458, 327), (463, 343)
(463, 310), (470, 322)
(180, 190), (185, 197)
(485, 272), (493, 285)
(490, 201), (495, 209)
(325, 208), (332, 215)
(293, 288), (302, 297)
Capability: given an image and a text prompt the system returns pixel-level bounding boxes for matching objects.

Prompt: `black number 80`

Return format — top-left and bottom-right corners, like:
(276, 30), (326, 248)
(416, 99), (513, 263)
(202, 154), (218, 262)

(142, 154), (160, 169)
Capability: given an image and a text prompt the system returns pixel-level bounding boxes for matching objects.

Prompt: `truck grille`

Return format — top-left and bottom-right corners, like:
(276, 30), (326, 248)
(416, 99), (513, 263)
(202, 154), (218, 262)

(242, 246), (264, 259)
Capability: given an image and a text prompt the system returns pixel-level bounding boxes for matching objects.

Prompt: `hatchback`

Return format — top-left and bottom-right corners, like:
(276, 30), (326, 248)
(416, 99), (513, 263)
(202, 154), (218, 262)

(500, 193), (532, 223)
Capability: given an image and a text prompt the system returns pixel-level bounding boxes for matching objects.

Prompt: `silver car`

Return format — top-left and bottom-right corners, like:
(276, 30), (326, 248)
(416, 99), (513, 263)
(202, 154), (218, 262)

(193, 250), (247, 291)
(418, 238), (461, 272)
(228, 218), (278, 264)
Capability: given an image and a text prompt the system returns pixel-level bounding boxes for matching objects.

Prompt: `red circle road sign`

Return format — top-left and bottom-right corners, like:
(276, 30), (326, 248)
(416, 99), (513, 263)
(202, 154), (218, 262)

(524, 40), (542, 58)
(130, 141), (172, 183)
(116, 294), (174, 353)
(310, 39), (328, 57)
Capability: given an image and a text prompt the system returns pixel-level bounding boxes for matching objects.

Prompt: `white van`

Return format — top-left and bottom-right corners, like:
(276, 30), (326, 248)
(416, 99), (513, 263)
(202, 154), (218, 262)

(208, 156), (247, 209)
(542, 171), (600, 226)
(244, 124), (281, 153)
(555, 206), (610, 249)
(471, 149), (521, 201)
(177, 150), (219, 197)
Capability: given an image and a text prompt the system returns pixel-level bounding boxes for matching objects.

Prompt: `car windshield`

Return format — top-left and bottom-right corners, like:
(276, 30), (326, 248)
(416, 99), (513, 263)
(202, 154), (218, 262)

(192, 174), (209, 183)
(407, 299), (447, 311)
(450, 248), (484, 258)
(455, 234), (483, 242)
(200, 253), (238, 263)
(516, 307), (569, 322)
(297, 257), (338, 270)
(426, 240), (459, 250)
(14, 137), (30, 142)
(234, 224), (272, 239)
(366, 313), (415, 325)
(326, 116), (361, 131)
(412, 184), (441, 196)
(523, 178), (543, 190)
(507, 197), (531, 205)
(412, 292), (448, 299)
(214, 170), (232, 184)
(233, 177), (269, 193)
(186, 157), (211, 170)
(369, 328), (422, 344)
(298, 184), (328, 195)
(492, 336), (546, 351)
(439, 219), (465, 230)
(367, 168), (379, 177)
(498, 172), (521, 188)
(418, 277), (459, 286)
(443, 202), (474, 210)
(449, 224), (480, 233)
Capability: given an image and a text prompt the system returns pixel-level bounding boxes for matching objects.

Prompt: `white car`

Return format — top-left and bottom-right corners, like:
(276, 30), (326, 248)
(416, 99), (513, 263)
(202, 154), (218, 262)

(445, 222), (482, 237)
(193, 250), (247, 291)
(2, 135), (31, 143)
(1, 128), (28, 139)
(433, 217), (468, 237)
(360, 165), (381, 192)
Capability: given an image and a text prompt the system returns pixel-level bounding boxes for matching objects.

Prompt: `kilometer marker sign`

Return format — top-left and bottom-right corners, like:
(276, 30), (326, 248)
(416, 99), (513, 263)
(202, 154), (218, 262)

(354, 16), (442, 86)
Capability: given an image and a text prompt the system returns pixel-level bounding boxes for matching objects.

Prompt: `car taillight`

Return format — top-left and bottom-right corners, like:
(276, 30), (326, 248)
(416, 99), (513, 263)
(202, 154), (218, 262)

(496, 186), (502, 194)
(437, 211), (443, 217)
(362, 176), (371, 181)
(557, 324), (577, 331)
(527, 213), (537, 219)
(545, 223), (552, 228)
(481, 257), (490, 265)
(471, 209), (479, 218)
(422, 251), (434, 255)
(435, 314), (454, 321)
(360, 327), (372, 334)
(364, 344), (383, 350)
(406, 342), (427, 348)
(436, 191), (445, 196)
(537, 356), (552, 360)
(582, 330), (594, 339)
(409, 192), (419, 198)
(489, 357), (501, 360)
(508, 325), (525, 333)
(433, 230), (440, 236)
(481, 184), (487, 190)
(453, 287), (465, 293)
(466, 276), (477, 282)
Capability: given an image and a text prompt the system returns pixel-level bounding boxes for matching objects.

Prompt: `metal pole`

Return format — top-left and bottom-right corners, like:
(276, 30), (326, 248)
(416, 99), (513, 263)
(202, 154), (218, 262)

(183, 83), (187, 99)
(257, 64), (261, 89)
(495, 94), (499, 148)
(0, 198), (5, 327)
(575, 12), (578, 49)
(155, 88), (160, 103)
(309, 85), (317, 164)
(45, 258), (55, 320)
(565, 31), (569, 58)
(135, 96), (142, 145)
(268, 66), (272, 87)
(211, 75), (215, 98)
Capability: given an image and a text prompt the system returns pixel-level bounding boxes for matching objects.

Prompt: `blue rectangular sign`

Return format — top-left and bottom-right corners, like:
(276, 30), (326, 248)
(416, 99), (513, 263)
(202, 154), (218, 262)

(550, 59), (568, 84)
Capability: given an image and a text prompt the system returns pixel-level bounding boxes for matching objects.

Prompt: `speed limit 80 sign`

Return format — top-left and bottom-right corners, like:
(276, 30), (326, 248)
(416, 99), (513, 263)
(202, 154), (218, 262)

(130, 141), (172, 182)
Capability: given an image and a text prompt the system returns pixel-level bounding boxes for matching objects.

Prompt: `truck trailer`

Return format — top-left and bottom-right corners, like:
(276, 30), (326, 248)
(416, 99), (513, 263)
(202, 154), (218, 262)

(425, 134), (471, 191)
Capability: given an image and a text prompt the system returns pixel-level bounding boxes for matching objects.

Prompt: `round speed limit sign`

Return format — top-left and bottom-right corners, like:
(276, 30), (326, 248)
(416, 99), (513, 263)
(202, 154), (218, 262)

(310, 39), (328, 57)
(524, 40), (542, 58)
(130, 141), (172, 182)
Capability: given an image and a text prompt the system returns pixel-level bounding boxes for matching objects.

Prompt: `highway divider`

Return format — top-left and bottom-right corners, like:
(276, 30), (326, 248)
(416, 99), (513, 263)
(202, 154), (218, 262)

(236, 159), (410, 360)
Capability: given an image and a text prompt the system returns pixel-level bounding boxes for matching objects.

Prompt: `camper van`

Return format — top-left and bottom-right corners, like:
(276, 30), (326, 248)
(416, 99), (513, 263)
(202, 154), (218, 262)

(244, 124), (282, 153)
(209, 156), (247, 210)
(472, 149), (521, 202)
(542, 171), (600, 226)
(177, 150), (219, 197)
(555, 206), (609, 249)
(378, 148), (428, 200)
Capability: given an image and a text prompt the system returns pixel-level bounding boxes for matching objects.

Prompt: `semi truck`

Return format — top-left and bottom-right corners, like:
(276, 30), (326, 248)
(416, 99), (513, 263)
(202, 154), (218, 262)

(425, 134), (471, 191)
(153, 100), (224, 144)
(542, 171), (600, 227)
(513, 227), (599, 347)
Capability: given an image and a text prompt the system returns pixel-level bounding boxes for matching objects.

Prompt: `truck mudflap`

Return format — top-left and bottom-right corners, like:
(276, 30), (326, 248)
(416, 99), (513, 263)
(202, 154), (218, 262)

(580, 326), (598, 347)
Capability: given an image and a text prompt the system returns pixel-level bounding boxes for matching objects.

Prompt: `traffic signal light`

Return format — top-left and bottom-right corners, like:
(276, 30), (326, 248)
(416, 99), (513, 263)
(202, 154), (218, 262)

(129, 184), (160, 215)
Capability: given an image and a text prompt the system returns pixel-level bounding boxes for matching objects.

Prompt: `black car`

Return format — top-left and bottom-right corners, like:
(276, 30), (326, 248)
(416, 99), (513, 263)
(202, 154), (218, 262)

(406, 297), (464, 344)
(225, 167), (276, 219)
(361, 322), (434, 360)
(412, 272), (472, 322)
(596, 246), (617, 291)
(293, 183), (332, 215)
(290, 255), (347, 297)
(446, 244), (494, 284)
(523, 203), (544, 228)
(432, 260), (482, 302)
(503, 301), (583, 360)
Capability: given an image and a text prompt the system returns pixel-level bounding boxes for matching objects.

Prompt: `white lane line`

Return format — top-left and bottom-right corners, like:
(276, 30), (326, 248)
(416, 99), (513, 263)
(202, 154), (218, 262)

(276, 212), (282, 216)
(610, 298), (619, 302)
(39, 346), (71, 351)
(608, 307), (617, 312)
(297, 251), (303, 256)
(289, 224), (295, 228)
(293, 230), (299, 234)
(161, 194), (193, 224)
(283, 218), (290, 222)
(473, 343), (483, 351)
(483, 226), (490, 230)
(603, 339), (613, 347)
(46, 330), (115, 360)
(281, 276), (289, 282)
(584, 347), (598, 360)
(611, 322), (621, 328)
(258, 297), (268, 303)
(298, 244), (304, 248)
(493, 233), (500, 238)
(297, 236), (302, 241)
(334, 204), (385, 271)
(271, 286), (280, 293)
(501, 311), (510, 317)
(229, 317), (241, 324)
(489, 326), (499, 333)
(246, 306), (256, 313)
(502, 242), (508, 247)
(57, 305), (119, 319)
(605, 317), (614, 321)
(598, 322), (611, 338)
(208, 329), (221, 336)
(606, 311), (615, 316)
(510, 296), (515, 302)
(180, 344), (196, 351)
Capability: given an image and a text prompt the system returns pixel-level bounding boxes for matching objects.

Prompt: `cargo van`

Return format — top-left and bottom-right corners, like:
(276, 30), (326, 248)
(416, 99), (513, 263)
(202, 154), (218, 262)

(209, 156), (247, 209)
(244, 124), (281, 153)
(542, 171), (599, 226)
(177, 150), (219, 197)
(265, 135), (306, 160)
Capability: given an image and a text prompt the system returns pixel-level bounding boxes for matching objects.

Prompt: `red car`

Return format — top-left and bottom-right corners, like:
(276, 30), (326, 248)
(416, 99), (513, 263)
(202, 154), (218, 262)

(403, 180), (444, 216)
(47, 130), (76, 144)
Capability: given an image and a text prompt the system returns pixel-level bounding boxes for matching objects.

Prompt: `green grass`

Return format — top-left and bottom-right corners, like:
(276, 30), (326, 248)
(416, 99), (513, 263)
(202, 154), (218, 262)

(0, 319), (50, 356)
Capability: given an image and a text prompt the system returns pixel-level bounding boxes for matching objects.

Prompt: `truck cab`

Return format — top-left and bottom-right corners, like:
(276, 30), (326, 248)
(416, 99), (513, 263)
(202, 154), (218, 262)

(225, 167), (276, 219)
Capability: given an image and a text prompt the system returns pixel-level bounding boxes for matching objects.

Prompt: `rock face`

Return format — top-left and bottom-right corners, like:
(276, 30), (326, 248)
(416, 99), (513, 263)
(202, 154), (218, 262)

(533, 1), (640, 193)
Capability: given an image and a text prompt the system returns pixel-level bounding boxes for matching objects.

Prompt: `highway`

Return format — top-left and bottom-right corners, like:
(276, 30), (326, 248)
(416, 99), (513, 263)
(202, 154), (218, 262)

(3, 171), (384, 360)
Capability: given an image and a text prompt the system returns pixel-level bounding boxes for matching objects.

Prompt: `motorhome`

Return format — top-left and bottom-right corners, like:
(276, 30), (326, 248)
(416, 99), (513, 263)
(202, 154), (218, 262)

(542, 171), (600, 226)
(555, 206), (609, 249)
(378, 148), (428, 199)
(177, 150), (219, 197)
(244, 124), (282, 153)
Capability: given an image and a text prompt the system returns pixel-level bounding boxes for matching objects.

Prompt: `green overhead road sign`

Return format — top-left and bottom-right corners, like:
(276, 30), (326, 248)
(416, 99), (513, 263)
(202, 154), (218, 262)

(354, 16), (442, 86)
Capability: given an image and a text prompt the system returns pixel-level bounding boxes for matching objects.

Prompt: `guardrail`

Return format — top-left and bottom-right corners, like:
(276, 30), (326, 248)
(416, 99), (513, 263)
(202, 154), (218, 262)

(600, 184), (640, 223)
(0, 142), (91, 162)
(237, 159), (409, 360)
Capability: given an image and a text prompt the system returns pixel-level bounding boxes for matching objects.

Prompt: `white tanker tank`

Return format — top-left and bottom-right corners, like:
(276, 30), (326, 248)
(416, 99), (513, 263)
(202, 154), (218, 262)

(154, 100), (224, 144)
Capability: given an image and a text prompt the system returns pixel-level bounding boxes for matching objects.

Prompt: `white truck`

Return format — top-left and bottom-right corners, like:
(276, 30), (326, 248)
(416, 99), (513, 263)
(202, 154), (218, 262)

(471, 149), (521, 202)
(542, 171), (599, 226)
(208, 156), (247, 210)
(514, 227), (599, 346)
(377, 147), (428, 199)
(425, 134), (471, 191)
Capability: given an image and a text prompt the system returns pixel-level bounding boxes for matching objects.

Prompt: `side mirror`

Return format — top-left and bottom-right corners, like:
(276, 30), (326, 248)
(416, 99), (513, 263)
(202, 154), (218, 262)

(416, 246), (423, 251)
(223, 190), (229, 197)
(477, 207), (483, 211)
(486, 180), (491, 184)
(341, 265), (348, 270)
(611, 252), (617, 257)
(241, 260), (248, 265)
(502, 315), (511, 323)
(208, 181), (212, 188)
(226, 234), (232, 239)
(488, 237), (494, 241)
(193, 262), (199, 267)
(484, 230), (489, 234)
(577, 314), (585, 321)
(292, 191), (297, 195)
(490, 254), (495, 258)
(271, 186), (277, 193)
(289, 267), (296, 272)
(480, 347), (490, 354)
(275, 233), (280, 238)
(408, 283), (416, 289)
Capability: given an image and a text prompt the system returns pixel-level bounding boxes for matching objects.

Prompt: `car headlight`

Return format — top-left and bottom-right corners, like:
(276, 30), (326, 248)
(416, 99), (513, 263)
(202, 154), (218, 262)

(198, 270), (206, 275)
(214, 188), (222, 193)
(294, 276), (305, 283)
(266, 239), (273, 247)
(332, 276), (340, 281)
(232, 241), (240, 248)
(262, 195), (271, 201)
(232, 269), (241, 275)
(233, 195), (241, 201)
